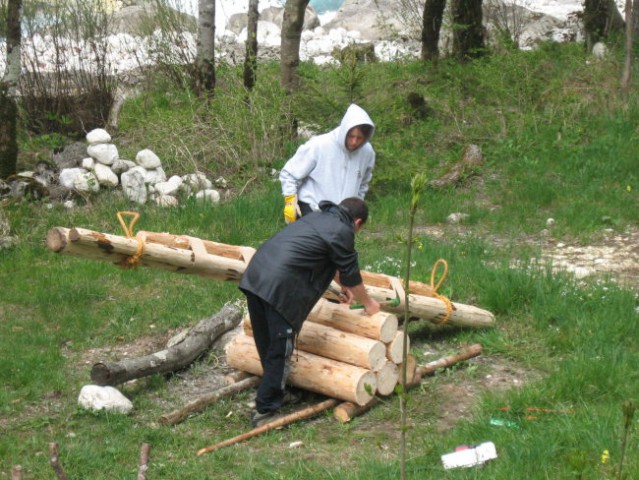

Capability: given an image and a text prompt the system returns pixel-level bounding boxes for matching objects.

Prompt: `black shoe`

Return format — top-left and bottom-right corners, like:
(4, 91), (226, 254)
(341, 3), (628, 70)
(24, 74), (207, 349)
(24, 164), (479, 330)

(250, 409), (282, 428)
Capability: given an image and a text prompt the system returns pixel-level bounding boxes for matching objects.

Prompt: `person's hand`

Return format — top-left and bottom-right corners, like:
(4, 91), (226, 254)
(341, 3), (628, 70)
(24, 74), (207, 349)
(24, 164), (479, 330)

(340, 287), (355, 304)
(363, 298), (381, 315)
(284, 195), (301, 224)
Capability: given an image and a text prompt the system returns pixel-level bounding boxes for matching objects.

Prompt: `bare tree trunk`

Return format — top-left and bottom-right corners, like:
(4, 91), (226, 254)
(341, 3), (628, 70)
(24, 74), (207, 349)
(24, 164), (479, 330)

(584, 0), (626, 52)
(279, 0), (309, 140)
(243, 0), (259, 91)
(421, 0), (446, 62)
(633, 0), (639, 37)
(0, 0), (22, 180)
(451, 0), (485, 61)
(280, 0), (310, 93)
(622, 0), (633, 93)
(195, 0), (216, 96)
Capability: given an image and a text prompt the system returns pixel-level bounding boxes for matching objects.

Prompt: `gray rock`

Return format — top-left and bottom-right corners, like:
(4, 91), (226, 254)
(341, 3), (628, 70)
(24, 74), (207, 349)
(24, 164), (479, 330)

(51, 142), (87, 170)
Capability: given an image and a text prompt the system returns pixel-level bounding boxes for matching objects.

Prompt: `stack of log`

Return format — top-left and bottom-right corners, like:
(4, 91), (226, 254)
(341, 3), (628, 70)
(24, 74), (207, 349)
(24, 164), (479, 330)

(226, 297), (412, 406)
(46, 224), (495, 410)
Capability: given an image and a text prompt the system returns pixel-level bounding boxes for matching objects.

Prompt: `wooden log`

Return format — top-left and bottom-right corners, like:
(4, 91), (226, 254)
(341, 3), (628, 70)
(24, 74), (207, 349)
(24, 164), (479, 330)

(333, 345), (482, 423)
(138, 231), (253, 261)
(159, 376), (261, 425)
(91, 303), (243, 386)
(333, 371), (421, 423)
(197, 398), (339, 455)
(243, 316), (388, 372)
(306, 298), (398, 343)
(226, 334), (377, 405)
(361, 270), (435, 297)
(417, 343), (483, 377)
(46, 227), (247, 281)
(223, 369), (254, 385)
(386, 330), (409, 364)
(47, 226), (495, 328)
(375, 360), (400, 396)
(137, 443), (151, 480)
(360, 284), (495, 329)
(399, 354), (417, 386)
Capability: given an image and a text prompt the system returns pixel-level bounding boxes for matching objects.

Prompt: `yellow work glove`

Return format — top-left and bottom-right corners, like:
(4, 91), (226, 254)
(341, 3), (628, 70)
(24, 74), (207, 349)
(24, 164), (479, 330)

(284, 194), (301, 224)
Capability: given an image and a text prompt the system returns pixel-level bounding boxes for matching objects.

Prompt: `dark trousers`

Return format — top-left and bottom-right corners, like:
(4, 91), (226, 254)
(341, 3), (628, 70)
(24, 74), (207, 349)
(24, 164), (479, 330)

(245, 292), (294, 414)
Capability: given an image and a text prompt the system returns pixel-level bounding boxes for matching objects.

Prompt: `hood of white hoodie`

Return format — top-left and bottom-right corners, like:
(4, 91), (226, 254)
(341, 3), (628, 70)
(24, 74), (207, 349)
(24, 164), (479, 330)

(336, 104), (375, 153)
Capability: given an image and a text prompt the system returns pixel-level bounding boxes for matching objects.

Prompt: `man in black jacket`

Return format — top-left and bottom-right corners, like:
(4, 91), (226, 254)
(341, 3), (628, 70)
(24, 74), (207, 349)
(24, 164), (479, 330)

(239, 197), (380, 427)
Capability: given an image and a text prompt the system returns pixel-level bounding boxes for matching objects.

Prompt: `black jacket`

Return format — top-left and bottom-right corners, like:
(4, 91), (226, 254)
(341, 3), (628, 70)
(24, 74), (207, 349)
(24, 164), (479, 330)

(239, 201), (363, 331)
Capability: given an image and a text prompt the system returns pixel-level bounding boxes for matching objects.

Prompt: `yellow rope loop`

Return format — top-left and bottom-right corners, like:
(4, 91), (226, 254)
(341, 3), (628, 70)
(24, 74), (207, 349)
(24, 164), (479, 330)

(116, 211), (145, 269)
(429, 259), (453, 325)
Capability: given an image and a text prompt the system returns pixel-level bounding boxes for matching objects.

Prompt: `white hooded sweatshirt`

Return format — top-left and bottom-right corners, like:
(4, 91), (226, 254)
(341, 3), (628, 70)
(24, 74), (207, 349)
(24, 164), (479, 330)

(279, 104), (375, 212)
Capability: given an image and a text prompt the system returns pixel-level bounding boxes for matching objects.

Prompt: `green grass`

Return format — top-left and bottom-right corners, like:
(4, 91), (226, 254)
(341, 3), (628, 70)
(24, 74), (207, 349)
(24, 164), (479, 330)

(3, 41), (639, 478)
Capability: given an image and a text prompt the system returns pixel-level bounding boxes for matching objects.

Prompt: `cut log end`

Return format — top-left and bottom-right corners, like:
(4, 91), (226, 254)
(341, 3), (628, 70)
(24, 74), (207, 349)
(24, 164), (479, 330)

(46, 227), (69, 252)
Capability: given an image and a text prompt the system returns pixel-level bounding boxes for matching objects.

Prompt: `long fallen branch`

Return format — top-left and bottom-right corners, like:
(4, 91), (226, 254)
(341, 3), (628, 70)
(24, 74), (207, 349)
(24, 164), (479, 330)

(160, 376), (260, 425)
(91, 303), (242, 386)
(333, 344), (483, 423)
(196, 398), (339, 455)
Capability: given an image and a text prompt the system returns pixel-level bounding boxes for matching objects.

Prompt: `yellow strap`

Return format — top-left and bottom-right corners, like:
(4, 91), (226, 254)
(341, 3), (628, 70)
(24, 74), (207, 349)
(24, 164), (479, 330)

(116, 211), (145, 269)
(429, 259), (453, 325)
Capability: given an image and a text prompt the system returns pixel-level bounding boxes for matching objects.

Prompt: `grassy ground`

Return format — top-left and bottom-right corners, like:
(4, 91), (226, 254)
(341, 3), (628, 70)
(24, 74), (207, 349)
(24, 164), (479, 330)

(2, 42), (639, 478)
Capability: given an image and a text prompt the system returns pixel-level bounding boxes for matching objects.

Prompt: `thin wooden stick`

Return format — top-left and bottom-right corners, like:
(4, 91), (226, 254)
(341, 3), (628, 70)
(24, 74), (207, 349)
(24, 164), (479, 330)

(160, 376), (260, 425)
(333, 344), (483, 423)
(49, 442), (69, 480)
(137, 443), (151, 480)
(11, 465), (22, 480)
(223, 370), (254, 385)
(197, 398), (339, 455)
(416, 343), (483, 376)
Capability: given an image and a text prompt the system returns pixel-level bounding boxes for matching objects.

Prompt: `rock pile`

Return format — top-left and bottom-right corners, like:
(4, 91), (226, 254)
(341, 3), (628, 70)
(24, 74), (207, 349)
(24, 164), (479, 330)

(2, 128), (223, 209)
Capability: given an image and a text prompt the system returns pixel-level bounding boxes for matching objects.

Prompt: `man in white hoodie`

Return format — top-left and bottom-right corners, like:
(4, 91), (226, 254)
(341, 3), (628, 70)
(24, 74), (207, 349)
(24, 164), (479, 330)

(279, 104), (375, 223)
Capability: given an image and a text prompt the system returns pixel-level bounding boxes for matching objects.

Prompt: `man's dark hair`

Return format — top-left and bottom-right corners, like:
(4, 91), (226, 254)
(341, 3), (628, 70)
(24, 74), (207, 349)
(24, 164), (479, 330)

(340, 197), (368, 224)
(357, 124), (374, 139)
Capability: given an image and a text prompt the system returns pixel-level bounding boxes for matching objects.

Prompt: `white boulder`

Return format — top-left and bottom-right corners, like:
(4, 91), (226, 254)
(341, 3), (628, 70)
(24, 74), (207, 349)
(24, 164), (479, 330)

(94, 162), (120, 187)
(136, 149), (162, 169)
(87, 143), (119, 166)
(78, 385), (133, 414)
(86, 128), (112, 144)
(121, 166), (148, 204)
(59, 168), (87, 189)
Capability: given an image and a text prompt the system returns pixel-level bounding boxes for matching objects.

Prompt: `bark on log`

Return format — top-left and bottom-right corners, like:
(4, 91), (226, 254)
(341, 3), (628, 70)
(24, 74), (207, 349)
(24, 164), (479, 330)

(91, 303), (243, 386)
(307, 298), (398, 342)
(47, 226), (495, 328)
(375, 360), (400, 396)
(226, 334), (378, 405)
(159, 376), (260, 425)
(243, 315), (387, 371)
(386, 331), (409, 364)
(197, 398), (339, 455)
